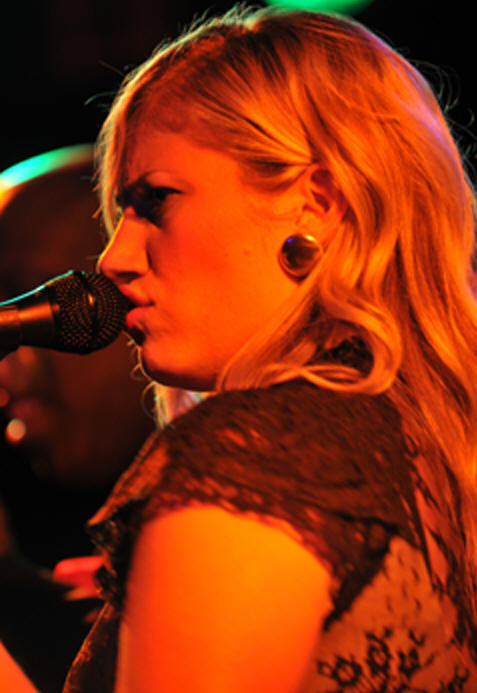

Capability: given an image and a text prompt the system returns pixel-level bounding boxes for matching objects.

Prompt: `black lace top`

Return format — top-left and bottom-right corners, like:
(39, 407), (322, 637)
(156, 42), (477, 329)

(62, 380), (477, 692)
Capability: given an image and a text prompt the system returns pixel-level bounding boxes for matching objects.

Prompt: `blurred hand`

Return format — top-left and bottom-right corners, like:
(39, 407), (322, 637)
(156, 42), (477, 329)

(52, 555), (104, 601)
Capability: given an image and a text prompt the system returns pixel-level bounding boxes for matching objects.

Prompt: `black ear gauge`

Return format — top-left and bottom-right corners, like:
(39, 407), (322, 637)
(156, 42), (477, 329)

(278, 234), (322, 279)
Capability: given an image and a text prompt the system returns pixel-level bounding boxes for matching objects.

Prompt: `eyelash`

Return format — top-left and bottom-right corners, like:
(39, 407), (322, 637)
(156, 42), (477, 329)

(115, 185), (177, 226)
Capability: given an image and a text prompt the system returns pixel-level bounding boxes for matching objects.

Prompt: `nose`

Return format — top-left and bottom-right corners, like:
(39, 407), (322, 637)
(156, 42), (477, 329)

(97, 214), (149, 283)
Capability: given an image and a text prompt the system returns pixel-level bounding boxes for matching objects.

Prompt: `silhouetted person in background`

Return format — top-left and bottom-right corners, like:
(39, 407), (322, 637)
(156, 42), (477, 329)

(0, 145), (153, 691)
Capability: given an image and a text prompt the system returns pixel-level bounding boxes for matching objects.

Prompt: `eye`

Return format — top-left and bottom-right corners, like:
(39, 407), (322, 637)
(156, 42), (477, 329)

(115, 183), (178, 226)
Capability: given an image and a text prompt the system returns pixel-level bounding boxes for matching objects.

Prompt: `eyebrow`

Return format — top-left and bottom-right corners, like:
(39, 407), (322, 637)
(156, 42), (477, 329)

(116, 177), (154, 206)
(118, 176), (151, 196)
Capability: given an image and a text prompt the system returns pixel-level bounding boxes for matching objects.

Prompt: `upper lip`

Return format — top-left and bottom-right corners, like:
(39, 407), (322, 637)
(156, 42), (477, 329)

(117, 285), (152, 308)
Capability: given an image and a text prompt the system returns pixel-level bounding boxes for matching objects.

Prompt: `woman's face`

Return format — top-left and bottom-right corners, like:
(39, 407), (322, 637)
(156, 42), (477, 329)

(98, 131), (299, 390)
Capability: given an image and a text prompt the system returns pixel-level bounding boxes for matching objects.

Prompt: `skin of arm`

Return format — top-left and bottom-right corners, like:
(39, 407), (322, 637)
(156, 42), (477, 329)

(114, 506), (332, 693)
(0, 641), (40, 693)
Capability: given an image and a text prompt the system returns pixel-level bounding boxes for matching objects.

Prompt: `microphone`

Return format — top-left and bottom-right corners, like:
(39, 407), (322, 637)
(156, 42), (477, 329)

(0, 270), (129, 354)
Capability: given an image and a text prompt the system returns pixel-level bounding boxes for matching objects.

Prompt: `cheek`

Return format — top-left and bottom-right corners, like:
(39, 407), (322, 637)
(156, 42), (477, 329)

(151, 204), (291, 347)
(152, 214), (237, 294)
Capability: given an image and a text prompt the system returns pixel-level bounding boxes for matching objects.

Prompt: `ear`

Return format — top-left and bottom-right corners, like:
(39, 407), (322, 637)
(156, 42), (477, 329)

(297, 166), (347, 239)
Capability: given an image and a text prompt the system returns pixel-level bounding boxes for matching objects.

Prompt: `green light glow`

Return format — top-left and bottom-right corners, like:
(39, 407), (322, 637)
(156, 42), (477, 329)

(264, 0), (373, 12)
(0, 144), (92, 188)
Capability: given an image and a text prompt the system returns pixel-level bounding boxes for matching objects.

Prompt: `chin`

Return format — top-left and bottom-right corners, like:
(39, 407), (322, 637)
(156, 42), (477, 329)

(138, 352), (215, 392)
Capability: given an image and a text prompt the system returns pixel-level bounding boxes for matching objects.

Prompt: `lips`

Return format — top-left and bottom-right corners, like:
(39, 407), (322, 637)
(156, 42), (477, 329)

(114, 285), (152, 345)
(124, 305), (151, 345)
(117, 285), (151, 309)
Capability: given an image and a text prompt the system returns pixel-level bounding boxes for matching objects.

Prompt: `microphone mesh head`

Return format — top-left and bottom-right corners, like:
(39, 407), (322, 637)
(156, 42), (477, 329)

(46, 271), (129, 354)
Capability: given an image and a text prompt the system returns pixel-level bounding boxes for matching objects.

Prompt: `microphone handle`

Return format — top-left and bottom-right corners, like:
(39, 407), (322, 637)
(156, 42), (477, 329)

(0, 290), (58, 352)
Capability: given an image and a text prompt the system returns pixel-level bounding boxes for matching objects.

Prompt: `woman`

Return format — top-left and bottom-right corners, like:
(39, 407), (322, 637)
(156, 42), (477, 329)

(2, 6), (477, 691)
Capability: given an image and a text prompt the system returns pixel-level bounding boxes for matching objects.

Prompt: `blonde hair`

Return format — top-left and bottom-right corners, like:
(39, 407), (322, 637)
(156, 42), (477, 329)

(97, 6), (477, 607)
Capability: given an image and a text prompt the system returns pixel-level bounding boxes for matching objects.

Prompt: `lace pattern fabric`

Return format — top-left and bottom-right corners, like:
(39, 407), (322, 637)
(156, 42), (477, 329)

(63, 380), (477, 692)
(303, 537), (475, 691)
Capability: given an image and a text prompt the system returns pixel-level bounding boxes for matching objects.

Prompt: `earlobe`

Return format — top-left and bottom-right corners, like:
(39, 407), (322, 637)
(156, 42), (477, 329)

(276, 166), (345, 281)
(278, 234), (323, 280)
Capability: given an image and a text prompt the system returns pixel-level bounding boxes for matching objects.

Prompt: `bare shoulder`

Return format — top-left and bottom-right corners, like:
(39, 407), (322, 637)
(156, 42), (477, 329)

(115, 506), (332, 693)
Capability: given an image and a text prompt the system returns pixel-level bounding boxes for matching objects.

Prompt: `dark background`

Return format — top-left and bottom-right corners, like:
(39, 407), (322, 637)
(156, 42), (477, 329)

(1, 0), (476, 174)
